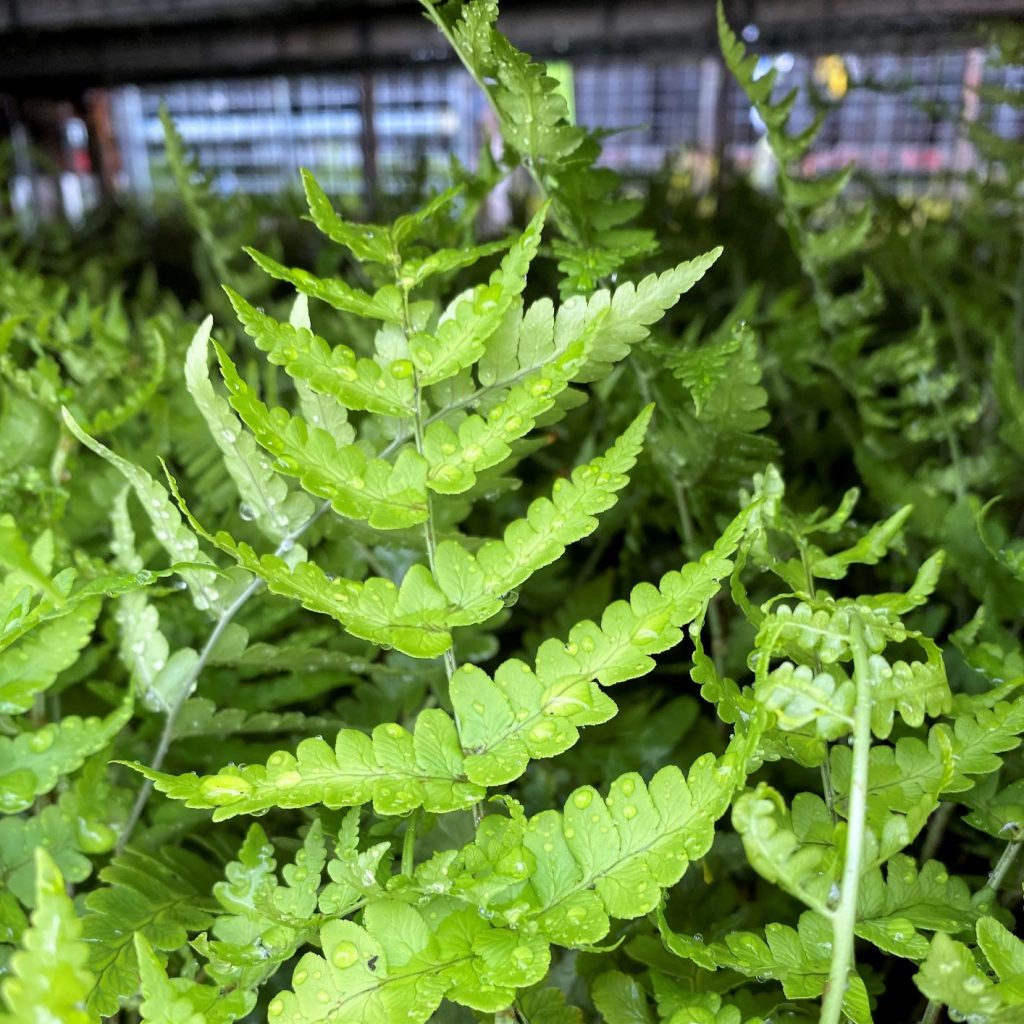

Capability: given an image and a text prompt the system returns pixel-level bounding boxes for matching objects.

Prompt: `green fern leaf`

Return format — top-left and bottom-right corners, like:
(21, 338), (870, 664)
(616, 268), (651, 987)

(300, 169), (395, 264)
(136, 933), (251, 1024)
(453, 504), (752, 785)
(856, 855), (978, 961)
(245, 247), (403, 324)
(422, 331), (587, 494)
(449, 725), (758, 948)
(267, 901), (548, 1023)
(120, 707), (482, 820)
(82, 847), (219, 1016)
(732, 786), (838, 916)
(0, 805), (92, 907)
(196, 821), (325, 996)
(185, 317), (314, 540)
(0, 595), (98, 714)
(0, 850), (93, 1024)
(214, 341), (428, 529)
(437, 405), (654, 627)
(559, 252), (722, 382)
(756, 662), (855, 740)
(411, 204), (546, 385)
(61, 409), (225, 613)
(830, 728), (955, 844)
(225, 287), (414, 418)
(0, 514), (64, 603)
(667, 910), (872, 1024)
(110, 486), (201, 714)
(0, 691), (132, 814)
(167, 498), (450, 657)
(591, 970), (654, 1024)
(947, 693), (1024, 787)
(915, 918), (1024, 1024)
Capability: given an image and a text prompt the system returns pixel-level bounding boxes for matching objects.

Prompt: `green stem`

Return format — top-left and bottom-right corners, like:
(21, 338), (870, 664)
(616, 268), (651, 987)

(918, 839), (1022, 1024)
(419, 0), (582, 246)
(980, 837), (1024, 907)
(116, 499), (331, 852)
(797, 538), (837, 821)
(920, 802), (955, 862)
(397, 286), (474, 825)
(820, 614), (873, 1024)
(401, 808), (420, 877)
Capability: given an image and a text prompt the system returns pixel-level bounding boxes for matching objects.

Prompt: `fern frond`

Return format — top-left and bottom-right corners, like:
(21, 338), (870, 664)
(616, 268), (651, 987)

(269, 901), (549, 1023)
(915, 918), (1024, 1024)
(121, 707), (482, 820)
(186, 318), (314, 540)
(226, 287), (414, 418)
(453, 504), (752, 785)
(61, 409), (226, 613)
(662, 909), (872, 1024)
(410, 204), (547, 385)
(110, 486), (201, 714)
(0, 691), (132, 814)
(214, 341), (429, 530)
(245, 247), (403, 324)
(0, 851), (93, 1024)
(442, 724), (759, 948)
(135, 933), (252, 1024)
(732, 786), (839, 916)
(81, 847), (219, 1015)
(0, 595), (98, 715)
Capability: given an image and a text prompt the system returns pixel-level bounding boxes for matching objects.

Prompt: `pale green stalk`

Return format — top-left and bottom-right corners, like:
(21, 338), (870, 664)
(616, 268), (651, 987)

(820, 614), (873, 1024)
(117, 498), (331, 852)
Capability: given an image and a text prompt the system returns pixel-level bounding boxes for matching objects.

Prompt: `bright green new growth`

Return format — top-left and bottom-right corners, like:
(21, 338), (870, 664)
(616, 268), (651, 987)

(0, 850), (94, 1024)
(67, 81), (737, 1015)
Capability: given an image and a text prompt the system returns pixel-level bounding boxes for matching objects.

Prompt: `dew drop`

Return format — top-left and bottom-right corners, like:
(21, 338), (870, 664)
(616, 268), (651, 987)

(572, 790), (593, 810)
(200, 775), (253, 804)
(529, 721), (555, 743)
(511, 945), (534, 967)
(28, 729), (55, 753)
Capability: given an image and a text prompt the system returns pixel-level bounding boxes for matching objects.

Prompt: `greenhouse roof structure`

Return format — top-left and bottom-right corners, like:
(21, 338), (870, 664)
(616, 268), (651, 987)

(1, 0), (1022, 93)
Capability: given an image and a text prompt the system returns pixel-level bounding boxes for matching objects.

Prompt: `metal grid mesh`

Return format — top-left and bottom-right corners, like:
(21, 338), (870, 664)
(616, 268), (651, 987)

(9, 0), (292, 29)
(106, 46), (1021, 199)
(111, 68), (479, 197)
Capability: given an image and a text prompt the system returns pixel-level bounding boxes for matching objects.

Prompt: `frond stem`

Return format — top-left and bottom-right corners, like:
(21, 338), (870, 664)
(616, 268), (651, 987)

(116, 498), (331, 851)
(820, 613), (873, 1024)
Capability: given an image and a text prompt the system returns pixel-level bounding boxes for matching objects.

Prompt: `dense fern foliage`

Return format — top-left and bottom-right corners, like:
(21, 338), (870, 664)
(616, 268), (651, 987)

(1, 3), (1022, 1022)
